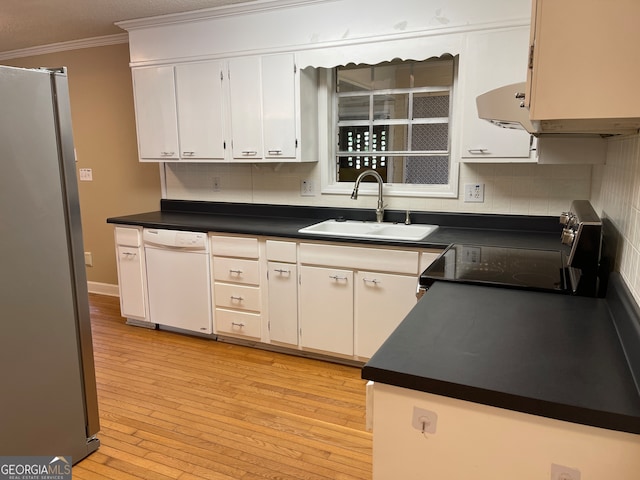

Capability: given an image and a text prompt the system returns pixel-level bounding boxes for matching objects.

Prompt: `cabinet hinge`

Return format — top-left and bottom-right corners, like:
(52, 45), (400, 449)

(294, 63), (297, 74)
(266, 270), (269, 280)
(223, 141), (226, 149)
(220, 70), (224, 81)
(268, 321), (270, 331)
(528, 44), (534, 70)
(295, 139), (298, 149)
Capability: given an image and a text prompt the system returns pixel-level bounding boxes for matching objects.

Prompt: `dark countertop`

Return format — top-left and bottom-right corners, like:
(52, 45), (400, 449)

(362, 276), (640, 435)
(107, 199), (564, 251)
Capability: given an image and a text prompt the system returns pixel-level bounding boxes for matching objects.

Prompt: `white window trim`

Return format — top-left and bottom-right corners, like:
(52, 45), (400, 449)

(318, 64), (460, 199)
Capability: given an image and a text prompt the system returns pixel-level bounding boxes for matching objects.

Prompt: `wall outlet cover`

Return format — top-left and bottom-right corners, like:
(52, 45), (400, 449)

(464, 183), (484, 203)
(551, 463), (581, 480)
(301, 179), (315, 196)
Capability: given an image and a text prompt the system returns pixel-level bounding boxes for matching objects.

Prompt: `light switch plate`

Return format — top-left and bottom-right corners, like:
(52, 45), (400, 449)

(79, 168), (93, 181)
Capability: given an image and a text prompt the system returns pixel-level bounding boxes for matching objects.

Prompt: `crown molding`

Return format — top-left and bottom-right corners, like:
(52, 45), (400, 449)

(0, 33), (129, 61)
(116, 0), (337, 30)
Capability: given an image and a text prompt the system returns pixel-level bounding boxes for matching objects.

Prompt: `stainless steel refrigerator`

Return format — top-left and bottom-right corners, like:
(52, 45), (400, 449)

(0, 66), (100, 462)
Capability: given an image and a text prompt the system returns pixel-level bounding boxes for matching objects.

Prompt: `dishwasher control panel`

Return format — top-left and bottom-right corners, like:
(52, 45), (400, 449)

(143, 228), (208, 251)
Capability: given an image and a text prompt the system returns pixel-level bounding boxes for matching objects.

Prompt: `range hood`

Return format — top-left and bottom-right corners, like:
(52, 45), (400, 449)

(476, 82), (537, 133)
(477, 82), (640, 136)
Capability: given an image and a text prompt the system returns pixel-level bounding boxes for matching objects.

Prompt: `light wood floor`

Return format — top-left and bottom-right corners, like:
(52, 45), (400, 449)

(74, 294), (372, 480)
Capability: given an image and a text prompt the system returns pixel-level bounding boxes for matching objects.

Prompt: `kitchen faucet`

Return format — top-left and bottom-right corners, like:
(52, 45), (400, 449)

(350, 169), (385, 223)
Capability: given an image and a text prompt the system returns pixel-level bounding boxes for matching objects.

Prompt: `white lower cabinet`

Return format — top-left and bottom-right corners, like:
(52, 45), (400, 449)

(114, 226), (149, 322)
(355, 271), (419, 359)
(267, 261), (299, 346)
(211, 234), (262, 340)
(299, 265), (354, 356)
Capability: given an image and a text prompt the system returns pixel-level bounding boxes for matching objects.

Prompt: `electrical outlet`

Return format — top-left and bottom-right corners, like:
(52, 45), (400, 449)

(464, 183), (484, 203)
(301, 179), (315, 197)
(411, 406), (437, 434)
(212, 177), (221, 192)
(551, 463), (581, 480)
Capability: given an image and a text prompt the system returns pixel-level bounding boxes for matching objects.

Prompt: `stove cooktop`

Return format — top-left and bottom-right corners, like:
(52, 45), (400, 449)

(420, 244), (568, 293)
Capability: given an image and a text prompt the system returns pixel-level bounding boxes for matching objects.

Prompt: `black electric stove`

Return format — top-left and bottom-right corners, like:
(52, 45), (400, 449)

(419, 200), (603, 298)
(419, 244), (570, 294)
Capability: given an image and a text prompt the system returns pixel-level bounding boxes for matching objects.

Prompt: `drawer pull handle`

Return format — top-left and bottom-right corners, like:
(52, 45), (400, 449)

(363, 278), (381, 285)
(229, 269), (243, 275)
(230, 295), (244, 302)
(241, 150), (258, 156)
(274, 268), (291, 275)
(467, 148), (488, 154)
(329, 275), (348, 281)
(231, 322), (245, 328)
(268, 150), (283, 155)
(182, 151), (195, 156)
(122, 252), (137, 258)
(160, 151), (175, 156)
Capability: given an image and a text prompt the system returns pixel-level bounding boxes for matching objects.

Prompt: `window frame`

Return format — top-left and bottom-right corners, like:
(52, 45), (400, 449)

(318, 59), (460, 199)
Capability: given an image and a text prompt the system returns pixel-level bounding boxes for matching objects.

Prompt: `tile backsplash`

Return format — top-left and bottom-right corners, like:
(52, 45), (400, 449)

(164, 161), (591, 216)
(591, 134), (640, 305)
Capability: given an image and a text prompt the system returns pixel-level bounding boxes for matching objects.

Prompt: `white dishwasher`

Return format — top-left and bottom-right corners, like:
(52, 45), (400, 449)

(143, 229), (213, 334)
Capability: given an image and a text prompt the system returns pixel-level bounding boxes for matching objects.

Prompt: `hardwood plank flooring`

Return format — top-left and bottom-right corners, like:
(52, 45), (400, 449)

(75, 294), (372, 479)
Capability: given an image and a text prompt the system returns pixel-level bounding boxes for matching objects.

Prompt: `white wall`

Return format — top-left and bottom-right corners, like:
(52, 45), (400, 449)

(591, 133), (640, 305)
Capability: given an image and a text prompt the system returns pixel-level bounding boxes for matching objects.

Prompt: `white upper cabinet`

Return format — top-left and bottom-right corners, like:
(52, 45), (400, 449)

(132, 66), (179, 161)
(175, 61), (226, 161)
(131, 53), (315, 163)
(262, 54), (297, 160)
(525, 0), (640, 134)
(460, 26), (533, 162)
(227, 56), (264, 160)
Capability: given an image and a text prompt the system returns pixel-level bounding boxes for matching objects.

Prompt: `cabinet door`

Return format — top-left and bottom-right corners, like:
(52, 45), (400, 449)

(299, 266), (353, 356)
(175, 62), (226, 160)
(116, 245), (147, 320)
(527, 0), (640, 123)
(460, 27), (532, 161)
(267, 262), (298, 346)
(262, 54), (297, 160)
(355, 271), (417, 359)
(228, 57), (263, 160)
(132, 66), (179, 161)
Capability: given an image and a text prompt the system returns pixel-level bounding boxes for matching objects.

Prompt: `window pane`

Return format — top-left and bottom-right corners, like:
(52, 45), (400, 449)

(337, 156), (388, 182)
(384, 125), (408, 151)
(338, 96), (370, 121)
(413, 58), (454, 87)
(373, 94), (408, 120)
(337, 66), (372, 92)
(373, 63), (412, 89)
(412, 123), (448, 151)
(404, 156), (449, 184)
(413, 92), (449, 119)
(338, 126), (370, 152)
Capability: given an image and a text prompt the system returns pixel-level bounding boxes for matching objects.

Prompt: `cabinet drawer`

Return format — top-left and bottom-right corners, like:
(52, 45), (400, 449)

(215, 308), (261, 339)
(214, 283), (261, 311)
(266, 240), (297, 263)
(210, 235), (259, 258)
(115, 226), (142, 247)
(299, 242), (419, 274)
(213, 257), (260, 285)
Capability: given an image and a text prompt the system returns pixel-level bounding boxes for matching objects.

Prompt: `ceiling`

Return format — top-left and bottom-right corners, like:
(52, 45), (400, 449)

(0, 0), (258, 55)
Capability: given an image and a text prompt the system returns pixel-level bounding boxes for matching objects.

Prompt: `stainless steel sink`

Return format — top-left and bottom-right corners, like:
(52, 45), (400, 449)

(298, 219), (438, 241)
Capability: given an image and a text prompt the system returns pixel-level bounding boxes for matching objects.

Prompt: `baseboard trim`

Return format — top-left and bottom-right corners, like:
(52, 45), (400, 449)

(88, 281), (119, 297)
